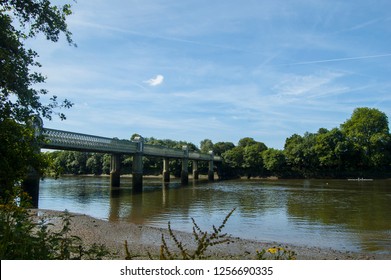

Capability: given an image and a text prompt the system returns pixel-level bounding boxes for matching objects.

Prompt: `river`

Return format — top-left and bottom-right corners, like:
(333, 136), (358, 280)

(38, 177), (391, 255)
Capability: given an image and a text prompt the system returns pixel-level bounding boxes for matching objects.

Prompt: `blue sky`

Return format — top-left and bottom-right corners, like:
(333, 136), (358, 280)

(32, 0), (391, 149)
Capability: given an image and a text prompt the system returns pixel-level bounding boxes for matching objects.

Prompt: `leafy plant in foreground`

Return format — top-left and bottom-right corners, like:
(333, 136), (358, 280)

(0, 188), (110, 259)
(148, 208), (236, 260)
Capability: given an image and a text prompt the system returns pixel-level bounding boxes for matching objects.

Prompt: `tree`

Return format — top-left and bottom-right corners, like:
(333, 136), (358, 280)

(340, 107), (391, 171)
(102, 154), (111, 175)
(238, 137), (258, 148)
(86, 153), (103, 175)
(262, 148), (287, 177)
(242, 141), (267, 178)
(221, 138), (267, 178)
(284, 133), (318, 177)
(0, 0), (75, 194)
(200, 139), (214, 154)
(0, 119), (46, 194)
(213, 141), (235, 156)
(1, 0), (74, 123)
(314, 128), (350, 176)
(222, 146), (244, 170)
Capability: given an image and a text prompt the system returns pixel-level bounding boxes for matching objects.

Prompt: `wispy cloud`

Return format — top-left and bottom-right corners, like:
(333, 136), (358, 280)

(273, 71), (345, 98)
(144, 75), (164, 86)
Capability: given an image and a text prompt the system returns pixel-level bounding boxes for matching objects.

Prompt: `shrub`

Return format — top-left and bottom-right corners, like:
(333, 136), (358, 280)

(139, 208), (236, 260)
(0, 187), (110, 260)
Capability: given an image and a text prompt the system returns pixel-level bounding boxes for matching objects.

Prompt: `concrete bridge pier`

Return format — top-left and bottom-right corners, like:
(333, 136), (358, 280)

(22, 116), (42, 207)
(132, 136), (144, 192)
(181, 146), (189, 185)
(192, 160), (199, 180)
(208, 151), (215, 181)
(163, 158), (170, 183)
(22, 168), (40, 208)
(110, 153), (122, 187)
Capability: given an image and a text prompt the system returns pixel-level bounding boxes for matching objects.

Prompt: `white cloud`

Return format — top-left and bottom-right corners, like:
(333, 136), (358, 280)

(144, 74), (164, 86)
(273, 71), (345, 98)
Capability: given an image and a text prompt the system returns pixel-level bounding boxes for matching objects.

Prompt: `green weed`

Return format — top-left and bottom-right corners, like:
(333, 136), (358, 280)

(0, 187), (110, 259)
(150, 208), (235, 260)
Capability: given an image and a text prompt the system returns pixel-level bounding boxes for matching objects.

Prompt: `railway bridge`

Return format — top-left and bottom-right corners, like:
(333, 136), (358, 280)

(23, 121), (221, 206)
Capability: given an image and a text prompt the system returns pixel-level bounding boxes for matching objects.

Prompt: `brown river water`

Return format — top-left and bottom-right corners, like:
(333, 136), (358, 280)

(38, 177), (391, 255)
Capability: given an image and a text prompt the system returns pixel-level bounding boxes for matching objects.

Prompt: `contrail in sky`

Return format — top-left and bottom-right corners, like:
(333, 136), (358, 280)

(73, 19), (391, 64)
(283, 53), (391, 66)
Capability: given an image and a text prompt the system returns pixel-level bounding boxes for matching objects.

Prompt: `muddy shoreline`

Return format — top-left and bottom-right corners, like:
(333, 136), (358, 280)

(30, 209), (390, 260)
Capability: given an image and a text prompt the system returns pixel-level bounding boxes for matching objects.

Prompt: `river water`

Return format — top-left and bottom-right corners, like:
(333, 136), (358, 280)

(38, 177), (391, 254)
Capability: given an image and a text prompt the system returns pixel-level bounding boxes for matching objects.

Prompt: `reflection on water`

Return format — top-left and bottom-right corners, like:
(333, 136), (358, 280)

(39, 177), (391, 254)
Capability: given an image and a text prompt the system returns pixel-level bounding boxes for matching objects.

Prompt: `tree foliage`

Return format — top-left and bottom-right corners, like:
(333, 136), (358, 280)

(219, 107), (390, 179)
(0, 119), (47, 195)
(282, 107), (391, 178)
(340, 107), (390, 170)
(0, 0), (75, 194)
(221, 138), (268, 178)
(1, 0), (75, 123)
(0, 188), (110, 259)
(262, 148), (287, 177)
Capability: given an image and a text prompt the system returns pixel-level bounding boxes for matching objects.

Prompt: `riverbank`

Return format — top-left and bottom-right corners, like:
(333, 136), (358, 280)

(30, 209), (390, 260)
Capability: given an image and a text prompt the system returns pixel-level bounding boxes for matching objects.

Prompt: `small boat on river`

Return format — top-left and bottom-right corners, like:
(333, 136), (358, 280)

(347, 178), (374, 181)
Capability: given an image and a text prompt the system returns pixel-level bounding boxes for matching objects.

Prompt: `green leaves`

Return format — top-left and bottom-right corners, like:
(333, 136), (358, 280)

(221, 107), (391, 179)
(1, 0), (75, 123)
(282, 107), (391, 177)
(0, 119), (46, 193)
(1, 0), (75, 192)
(222, 138), (268, 178)
(0, 193), (111, 259)
(341, 107), (390, 170)
(2, 0), (75, 45)
(156, 208), (235, 260)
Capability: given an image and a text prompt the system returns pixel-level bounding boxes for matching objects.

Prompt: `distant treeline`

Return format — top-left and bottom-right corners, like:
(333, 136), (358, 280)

(46, 107), (391, 179)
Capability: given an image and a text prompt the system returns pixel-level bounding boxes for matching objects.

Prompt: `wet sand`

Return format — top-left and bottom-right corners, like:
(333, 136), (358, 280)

(30, 209), (391, 260)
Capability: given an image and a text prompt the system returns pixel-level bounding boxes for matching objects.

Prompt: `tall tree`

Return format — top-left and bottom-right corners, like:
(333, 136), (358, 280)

(340, 107), (390, 170)
(284, 132), (318, 177)
(200, 139), (214, 154)
(0, 0), (75, 194)
(238, 137), (258, 148)
(222, 138), (267, 178)
(314, 128), (350, 176)
(262, 148), (287, 177)
(1, 0), (74, 123)
(213, 141), (235, 156)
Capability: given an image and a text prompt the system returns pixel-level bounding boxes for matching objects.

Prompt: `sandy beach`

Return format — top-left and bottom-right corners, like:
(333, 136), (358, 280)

(29, 209), (391, 260)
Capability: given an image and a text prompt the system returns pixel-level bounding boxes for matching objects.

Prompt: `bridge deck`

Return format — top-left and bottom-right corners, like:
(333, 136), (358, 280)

(42, 128), (221, 161)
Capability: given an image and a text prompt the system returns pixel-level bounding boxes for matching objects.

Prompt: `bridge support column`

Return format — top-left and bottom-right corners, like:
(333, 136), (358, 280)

(22, 168), (40, 208)
(181, 146), (189, 185)
(110, 154), (121, 187)
(192, 160), (199, 180)
(163, 158), (170, 183)
(21, 116), (42, 208)
(133, 136), (144, 192)
(208, 151), (214, 182)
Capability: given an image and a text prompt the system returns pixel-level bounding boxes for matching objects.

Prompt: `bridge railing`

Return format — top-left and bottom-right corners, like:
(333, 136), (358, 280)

(189, 151), (211, 161)
(42, 128), (138, 154)
(42, 128), (222, 161)
(144, 144), (184, 158)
